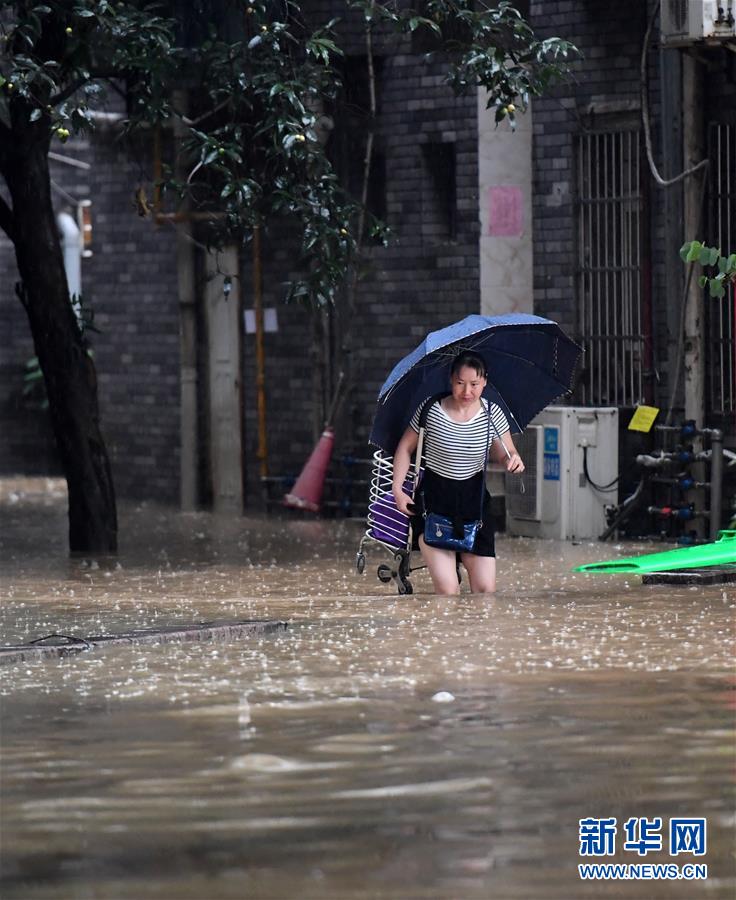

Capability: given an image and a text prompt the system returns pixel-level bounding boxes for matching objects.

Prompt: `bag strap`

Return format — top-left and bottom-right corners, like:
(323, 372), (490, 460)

(417, 391), (450, 430)
(413, 391), (449, 493)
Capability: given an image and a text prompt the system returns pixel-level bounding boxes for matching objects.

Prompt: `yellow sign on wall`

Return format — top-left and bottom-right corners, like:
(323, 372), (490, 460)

(628, 405), (660, 433)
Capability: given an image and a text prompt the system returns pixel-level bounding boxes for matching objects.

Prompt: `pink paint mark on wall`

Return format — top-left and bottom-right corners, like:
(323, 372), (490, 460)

(488, 186), (523, 237)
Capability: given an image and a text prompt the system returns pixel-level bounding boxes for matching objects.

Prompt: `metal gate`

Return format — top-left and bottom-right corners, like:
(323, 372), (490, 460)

(706, 122), (735, 419)
(576, 129), (646, 407)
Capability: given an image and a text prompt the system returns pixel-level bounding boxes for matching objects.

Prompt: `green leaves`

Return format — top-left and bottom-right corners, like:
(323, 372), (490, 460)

(720, 253), (736, 274)
(351, 0), (577, 128)
(0, 0), (178, 136)
(305, 35), (342, 65)
(407, 16), (440, 34)
(1, 0), (577, 309)
(165, 4), (361, 304)
(681, 241), (736, 299)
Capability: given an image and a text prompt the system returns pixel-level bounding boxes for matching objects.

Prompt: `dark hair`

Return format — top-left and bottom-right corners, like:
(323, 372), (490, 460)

(450, 351), (487, 379)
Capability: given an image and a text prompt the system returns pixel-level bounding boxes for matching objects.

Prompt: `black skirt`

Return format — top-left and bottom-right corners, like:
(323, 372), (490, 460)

(410, 467), (496, 558)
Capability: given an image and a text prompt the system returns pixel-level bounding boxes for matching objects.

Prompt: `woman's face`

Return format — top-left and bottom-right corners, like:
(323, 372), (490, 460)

(450, 365), (487, 406)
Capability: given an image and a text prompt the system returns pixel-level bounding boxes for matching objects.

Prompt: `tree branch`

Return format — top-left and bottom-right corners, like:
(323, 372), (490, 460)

(163, 96), (232, 130)
(0, 193), (17, 243)
(50, 75), (90, 107)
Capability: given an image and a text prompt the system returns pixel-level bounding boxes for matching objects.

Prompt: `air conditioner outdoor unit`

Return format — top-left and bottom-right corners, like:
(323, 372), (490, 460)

(505, 407), (619, 541)
(660, 0), (736, 47)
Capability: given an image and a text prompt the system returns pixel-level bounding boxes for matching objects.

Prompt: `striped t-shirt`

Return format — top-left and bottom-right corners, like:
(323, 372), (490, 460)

(409, 398), (510, 480)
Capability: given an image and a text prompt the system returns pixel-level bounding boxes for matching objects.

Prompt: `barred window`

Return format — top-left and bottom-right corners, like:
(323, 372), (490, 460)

(576, 128), (647, 407)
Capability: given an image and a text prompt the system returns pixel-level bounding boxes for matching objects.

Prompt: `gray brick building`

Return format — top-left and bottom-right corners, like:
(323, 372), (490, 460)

(530, 0), (735, 429)
(1, 1), (734, 522)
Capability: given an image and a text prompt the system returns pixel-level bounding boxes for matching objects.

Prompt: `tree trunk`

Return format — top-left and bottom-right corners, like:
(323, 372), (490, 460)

(2, 137), (117, 554)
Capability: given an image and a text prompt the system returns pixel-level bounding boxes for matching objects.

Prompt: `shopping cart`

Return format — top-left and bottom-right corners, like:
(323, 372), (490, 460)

(356, 396), (443, 594)
(354, 450), (423, 594)
(355, 446), (424, 594)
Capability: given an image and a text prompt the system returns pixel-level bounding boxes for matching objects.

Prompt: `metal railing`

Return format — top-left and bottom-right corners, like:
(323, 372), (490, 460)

(576, 129), (646, 407)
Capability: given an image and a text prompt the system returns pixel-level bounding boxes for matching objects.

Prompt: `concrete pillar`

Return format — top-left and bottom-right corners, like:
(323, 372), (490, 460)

(205, 246), (243, 513)
(477, 90), (534, 316)
(172, 89), (199, 512)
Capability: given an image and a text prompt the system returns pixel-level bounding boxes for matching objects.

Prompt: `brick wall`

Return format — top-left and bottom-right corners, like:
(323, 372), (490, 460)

(88, 129), (180, 503)
(0, 112), (181, 502)
(529, 0), (735, 420)
(0, 254), (62, 475)
(1, 5), (482, 505)
(529, 0), (656, 341)
(3, 3), (730, 504)
(241, 5), (482, 499)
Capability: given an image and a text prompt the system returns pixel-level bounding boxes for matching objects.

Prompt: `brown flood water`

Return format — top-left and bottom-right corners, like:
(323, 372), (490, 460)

(1, 478), (734, 899)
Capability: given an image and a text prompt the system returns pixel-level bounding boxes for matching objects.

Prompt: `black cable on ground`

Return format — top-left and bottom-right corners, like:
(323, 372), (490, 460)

(28, 633), (91, 649)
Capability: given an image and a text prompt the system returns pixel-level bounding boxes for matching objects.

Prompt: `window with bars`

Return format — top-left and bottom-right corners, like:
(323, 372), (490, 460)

(706, 122), (735, 419)
(575, 129), (647, 407)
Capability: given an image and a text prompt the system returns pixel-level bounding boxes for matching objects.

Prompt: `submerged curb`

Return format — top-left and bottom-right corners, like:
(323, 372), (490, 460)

(0, 619), (289, 665)
(642, 567), (736, 585)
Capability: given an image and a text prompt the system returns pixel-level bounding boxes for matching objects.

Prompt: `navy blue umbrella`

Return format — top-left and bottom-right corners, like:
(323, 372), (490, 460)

(369, 313), (583, 453)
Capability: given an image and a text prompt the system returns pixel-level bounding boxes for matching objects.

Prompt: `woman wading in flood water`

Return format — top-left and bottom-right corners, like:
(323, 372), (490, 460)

(391, 352), (524, 595)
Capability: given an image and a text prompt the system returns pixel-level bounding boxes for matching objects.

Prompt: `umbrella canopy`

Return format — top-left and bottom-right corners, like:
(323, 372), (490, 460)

(369, 313), (583, 453)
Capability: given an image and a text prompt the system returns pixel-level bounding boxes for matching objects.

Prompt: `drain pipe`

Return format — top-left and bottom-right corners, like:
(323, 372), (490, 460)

(56, 210), (82, 326)
(704, 428), (723, 540)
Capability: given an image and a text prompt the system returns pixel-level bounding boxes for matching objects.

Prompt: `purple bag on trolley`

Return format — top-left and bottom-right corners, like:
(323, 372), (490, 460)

(368, 475), (418, 549)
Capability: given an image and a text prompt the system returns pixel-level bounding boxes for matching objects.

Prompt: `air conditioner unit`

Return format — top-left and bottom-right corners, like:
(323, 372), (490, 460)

(660, 0), (736, 47)
(506, 407), (619, 541)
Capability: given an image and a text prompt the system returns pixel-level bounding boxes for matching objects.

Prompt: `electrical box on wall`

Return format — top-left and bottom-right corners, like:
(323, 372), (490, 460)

(660, 0), (736, 47)
(505, 407), (619, 541)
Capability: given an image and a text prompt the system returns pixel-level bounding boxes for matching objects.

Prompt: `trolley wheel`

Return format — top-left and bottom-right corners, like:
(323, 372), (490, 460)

(395, 551), (411, 579)
(377, 564), (393, 583)
(356, 552), (366, 574)
(397, 575), (413, 595)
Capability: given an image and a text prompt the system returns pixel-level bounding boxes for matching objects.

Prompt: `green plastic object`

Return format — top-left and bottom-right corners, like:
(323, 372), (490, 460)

(573, 530), (736, 574)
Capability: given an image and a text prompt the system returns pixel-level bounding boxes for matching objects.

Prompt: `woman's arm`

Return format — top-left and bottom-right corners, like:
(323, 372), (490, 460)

(392, 426), (419, 515)
(489, 431), (525, 473)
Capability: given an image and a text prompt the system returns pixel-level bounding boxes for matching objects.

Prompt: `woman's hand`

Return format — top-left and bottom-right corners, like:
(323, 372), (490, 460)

(505, 452), (524, 474)
(392, 426), (419, 517)
(393, 490), (415, 516)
